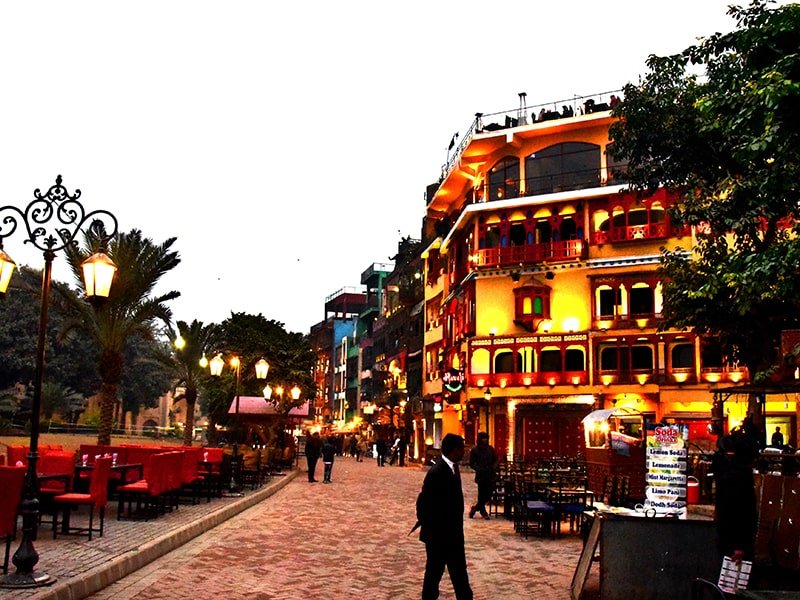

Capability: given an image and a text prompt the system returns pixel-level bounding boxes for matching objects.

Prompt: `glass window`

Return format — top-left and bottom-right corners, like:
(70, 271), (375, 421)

(525, 142), (601, 195)
(489, 157), (520, 201)
(605, 143), (629, 184)
(533, 296), (543, 316)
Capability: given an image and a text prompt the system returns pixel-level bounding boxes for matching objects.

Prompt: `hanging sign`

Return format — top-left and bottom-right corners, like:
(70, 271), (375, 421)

(644, 424), (688, 518)
(442, 368), (465, 393)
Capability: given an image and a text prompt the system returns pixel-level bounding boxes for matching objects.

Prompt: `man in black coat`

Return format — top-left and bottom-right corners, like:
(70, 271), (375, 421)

(468, 432), (498, 519)
(415, 433), (473, 600)
(305, 431), (321, 482)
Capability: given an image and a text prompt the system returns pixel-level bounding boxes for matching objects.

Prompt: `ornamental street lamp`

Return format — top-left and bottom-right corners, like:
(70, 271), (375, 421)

(208, 354), (268, 495)
(0, 176), (118, 589)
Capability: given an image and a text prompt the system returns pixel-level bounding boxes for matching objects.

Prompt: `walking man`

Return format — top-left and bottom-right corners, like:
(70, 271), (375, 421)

(305, 431), (321, 482)
(321, 436), (336, 483)
(414, 433), (473, 600)
(468, 432), (498, 519)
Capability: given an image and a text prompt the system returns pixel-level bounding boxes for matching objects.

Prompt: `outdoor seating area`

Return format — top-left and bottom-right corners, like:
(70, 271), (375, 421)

(0, 442), (281, 554)
(491, 457), (595, 539)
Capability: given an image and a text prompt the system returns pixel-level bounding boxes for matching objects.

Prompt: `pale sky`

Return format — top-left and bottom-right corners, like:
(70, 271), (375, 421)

(0, 1), (759, 334)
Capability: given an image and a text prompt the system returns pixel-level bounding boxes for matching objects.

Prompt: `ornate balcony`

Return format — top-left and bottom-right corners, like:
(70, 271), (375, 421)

(473, 239), (585, 268)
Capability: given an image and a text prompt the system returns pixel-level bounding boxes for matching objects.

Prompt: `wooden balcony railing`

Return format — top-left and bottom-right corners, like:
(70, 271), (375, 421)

(474, 239), (585, 268)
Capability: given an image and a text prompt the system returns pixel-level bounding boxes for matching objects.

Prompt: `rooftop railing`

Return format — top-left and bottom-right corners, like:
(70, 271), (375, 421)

(436, 89), (624, 200)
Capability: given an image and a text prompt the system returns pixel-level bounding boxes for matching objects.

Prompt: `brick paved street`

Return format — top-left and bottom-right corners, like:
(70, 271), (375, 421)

(86, 457), (597, 600)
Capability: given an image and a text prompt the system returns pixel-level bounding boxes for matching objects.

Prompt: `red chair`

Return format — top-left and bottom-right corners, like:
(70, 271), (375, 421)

(0, 466), (26, 573)
(179, 448), (204, 504)
(7, 446), (28, 467)
(52, 456), (112, 540)
(117, 452), (182, 520)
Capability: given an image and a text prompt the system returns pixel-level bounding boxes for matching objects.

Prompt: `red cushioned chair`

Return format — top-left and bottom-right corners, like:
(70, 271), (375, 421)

(179, 448), (205, 505)
(117, 452), (181, 520)
(52, 456), (112, 540)
(0, 466), (26, 573)
(37, 452), (76, 524)
(7, 446), (28, 467)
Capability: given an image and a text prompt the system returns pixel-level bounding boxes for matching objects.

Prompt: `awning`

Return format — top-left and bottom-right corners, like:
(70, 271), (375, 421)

(581, 407), (640, 423)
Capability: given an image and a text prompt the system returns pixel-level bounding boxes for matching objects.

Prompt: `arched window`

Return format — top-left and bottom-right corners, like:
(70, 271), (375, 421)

(671, 342), (694, 369)
(526, 142), (601, 195)
(565, 347), (585, 371)
(630, 283), (654, 316)
(494, 349), (515, 373)
(489, 157), (520, 200)
(517, 346), (535, 372)
(540, 347), (562, 372)
(631, 344), (654, 371)
(471, 348), (490, 374)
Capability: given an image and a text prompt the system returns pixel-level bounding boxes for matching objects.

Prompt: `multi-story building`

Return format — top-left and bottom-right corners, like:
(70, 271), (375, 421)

(309, 287), (365, 425)
(358, 262), (393, 417)
(421, 92), (756, 461)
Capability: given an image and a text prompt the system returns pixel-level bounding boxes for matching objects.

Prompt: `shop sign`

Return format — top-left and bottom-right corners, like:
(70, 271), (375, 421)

(442, 368), (465, 393)
(644, 424), (688, 518)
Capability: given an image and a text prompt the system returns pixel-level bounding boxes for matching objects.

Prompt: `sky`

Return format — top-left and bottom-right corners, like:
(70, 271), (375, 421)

(0, 1), (766, 334)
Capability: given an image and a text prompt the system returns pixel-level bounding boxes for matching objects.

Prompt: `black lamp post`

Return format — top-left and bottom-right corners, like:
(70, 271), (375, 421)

(0, 175), (118, 589)
(209, 354), (269, 496)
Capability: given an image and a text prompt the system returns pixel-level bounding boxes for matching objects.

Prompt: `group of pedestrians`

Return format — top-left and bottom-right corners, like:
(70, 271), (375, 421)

(304, 431), (336, 483)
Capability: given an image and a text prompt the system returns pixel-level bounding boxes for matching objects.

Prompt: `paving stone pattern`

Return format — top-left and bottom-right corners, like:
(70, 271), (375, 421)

(83, 458), (597, 600)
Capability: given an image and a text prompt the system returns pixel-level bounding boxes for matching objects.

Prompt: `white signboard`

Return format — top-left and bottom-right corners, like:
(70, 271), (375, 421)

(644, 425), (687, 518)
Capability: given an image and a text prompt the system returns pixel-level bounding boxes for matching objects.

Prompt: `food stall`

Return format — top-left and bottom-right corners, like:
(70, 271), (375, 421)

(582, 407), (646, 504)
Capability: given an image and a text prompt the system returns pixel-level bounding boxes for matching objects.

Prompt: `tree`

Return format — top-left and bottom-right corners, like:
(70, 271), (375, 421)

(0, 267), (98, 396)
(118, 335), (174, 425)
(161, 319), (219, 446)
(60, 228), (180, 445)
(206, 312), (316, 444)
(609, 0), (800, 383)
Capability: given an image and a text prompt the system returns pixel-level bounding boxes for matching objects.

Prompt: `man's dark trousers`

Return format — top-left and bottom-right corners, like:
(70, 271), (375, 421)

(307, 456), (318, 481)
(422, 539), (472, 600)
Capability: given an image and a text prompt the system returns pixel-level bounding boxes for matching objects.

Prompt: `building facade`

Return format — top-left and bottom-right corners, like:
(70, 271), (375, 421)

(419, 92), (797, 460)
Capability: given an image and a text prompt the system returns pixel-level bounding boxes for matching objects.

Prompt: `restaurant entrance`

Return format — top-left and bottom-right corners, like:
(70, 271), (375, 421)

(518, 405), (589, 461)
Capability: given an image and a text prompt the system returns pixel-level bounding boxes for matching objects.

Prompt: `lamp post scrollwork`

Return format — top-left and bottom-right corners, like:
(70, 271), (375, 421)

(0, 176), (118, 589)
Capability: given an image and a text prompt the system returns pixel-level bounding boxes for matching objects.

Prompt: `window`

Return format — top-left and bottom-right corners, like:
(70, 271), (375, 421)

(598, 287), (616, 317)
(599, 345), (618, 370)
(630, 284), (654, 315)
(540, 348), (562, 372)
(509, 222), (526, 246)
(513, 285), (551, 331)
(565, 348), (585, 371)
(671, 343), (694, 369)
(701, 340), (723, 368)
(526, 142), (601, 195)
(631, 345), (654, 371)
(489, 157), (520, 200)
(494, 349), (515, 373)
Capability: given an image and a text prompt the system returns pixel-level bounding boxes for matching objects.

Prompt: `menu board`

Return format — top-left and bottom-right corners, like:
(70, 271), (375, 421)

(644, 424), (688, 518)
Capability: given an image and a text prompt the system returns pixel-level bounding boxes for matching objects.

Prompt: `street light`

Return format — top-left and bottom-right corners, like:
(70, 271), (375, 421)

(0, 175), (118, 589)
(208, 354), (268, 495)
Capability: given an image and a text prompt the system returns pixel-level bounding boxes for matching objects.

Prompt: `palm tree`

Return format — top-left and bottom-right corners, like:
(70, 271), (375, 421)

(60, 228), (180, 445)
(165, 320), (218, 446)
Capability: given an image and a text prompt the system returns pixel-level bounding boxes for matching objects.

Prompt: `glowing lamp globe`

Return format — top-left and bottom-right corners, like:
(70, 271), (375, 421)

(81, 252), (117, 298)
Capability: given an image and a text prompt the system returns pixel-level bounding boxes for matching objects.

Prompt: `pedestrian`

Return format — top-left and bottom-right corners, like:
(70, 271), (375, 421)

(771, 426), (784, 448)
(349, 434), (358, 458)
(376, 437), (388, 467)
(305, 431), (321, 483)
(468, 432), (498, 519)
(357, 436), (368, 462)
(714, 431), (758, 562)
(398, 432), (408, 467)
(414, 433), (473, 600)
(389, 433), (401, 465)
(321, 436), (336, 483)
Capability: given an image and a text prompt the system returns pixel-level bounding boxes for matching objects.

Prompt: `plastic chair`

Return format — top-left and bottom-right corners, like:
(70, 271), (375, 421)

(53, 456), (112, 540)
(0, 466), (26, 573)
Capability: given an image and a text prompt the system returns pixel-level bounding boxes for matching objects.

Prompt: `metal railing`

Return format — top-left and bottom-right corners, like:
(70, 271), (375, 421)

(436, 89), (624, 200)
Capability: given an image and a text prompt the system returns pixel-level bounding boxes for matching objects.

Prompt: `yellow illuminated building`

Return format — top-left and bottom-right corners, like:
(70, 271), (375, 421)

(420, 94), (798, 459)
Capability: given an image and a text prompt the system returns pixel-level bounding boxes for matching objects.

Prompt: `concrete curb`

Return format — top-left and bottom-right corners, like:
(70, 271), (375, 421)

(30, 470), (299, 600)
